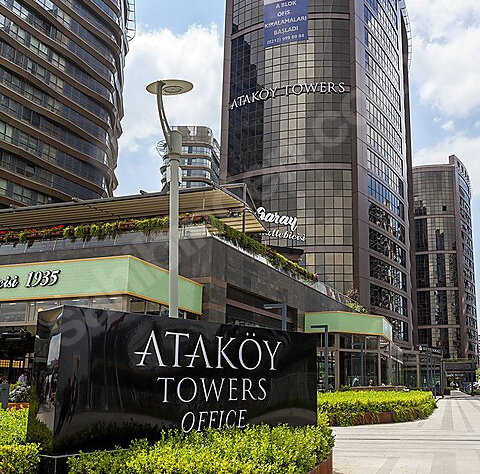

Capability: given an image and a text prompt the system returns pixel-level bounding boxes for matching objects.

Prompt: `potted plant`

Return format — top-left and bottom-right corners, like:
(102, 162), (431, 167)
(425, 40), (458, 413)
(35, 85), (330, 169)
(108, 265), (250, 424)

(8, 383), (31, 409)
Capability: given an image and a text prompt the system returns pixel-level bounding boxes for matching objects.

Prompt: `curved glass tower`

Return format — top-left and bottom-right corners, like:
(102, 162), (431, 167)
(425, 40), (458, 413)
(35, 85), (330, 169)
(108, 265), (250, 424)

(0, 0), (134, 207)
(221, 0), (414, 348)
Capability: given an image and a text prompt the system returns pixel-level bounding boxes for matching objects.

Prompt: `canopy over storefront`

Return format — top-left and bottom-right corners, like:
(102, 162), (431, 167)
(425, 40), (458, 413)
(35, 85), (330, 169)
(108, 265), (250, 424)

(0, 256), (203, 315)
(305, 311), (393, 341)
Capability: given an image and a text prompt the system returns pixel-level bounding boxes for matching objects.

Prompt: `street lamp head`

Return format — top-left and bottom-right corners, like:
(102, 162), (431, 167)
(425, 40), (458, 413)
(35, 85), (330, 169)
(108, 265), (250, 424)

(146, 79), (193, 96)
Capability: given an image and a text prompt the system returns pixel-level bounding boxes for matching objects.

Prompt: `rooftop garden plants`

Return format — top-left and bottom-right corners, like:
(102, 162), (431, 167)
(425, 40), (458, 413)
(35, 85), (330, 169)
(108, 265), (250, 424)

(0, 214), (318, 283)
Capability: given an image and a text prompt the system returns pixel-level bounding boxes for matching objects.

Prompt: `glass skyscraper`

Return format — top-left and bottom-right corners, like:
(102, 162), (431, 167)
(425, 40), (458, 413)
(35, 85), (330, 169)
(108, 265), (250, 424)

(221, 0), (414, 348)
(0, 0), (134, 207)
(414, 156), (478, 360)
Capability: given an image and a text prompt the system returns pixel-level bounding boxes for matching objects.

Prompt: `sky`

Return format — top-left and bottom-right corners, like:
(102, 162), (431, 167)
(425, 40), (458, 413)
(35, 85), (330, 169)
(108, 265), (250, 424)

(117, 0), (480, 307)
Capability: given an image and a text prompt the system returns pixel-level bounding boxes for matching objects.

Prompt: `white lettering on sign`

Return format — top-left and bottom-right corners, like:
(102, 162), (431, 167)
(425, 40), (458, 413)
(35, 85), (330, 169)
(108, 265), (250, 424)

(134, 330), (284, 433)
(230, 81), (346, 110)
(0, 270), (61, 290)
(256, 207), (306, 241)
(135, 331), (283, 371)
(0, 275), (19, 289)
(256, 207), (297, 231)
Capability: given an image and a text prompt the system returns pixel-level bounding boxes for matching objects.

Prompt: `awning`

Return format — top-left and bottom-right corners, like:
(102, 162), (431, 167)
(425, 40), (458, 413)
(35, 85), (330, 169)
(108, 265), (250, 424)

(0, 256), (203, 315)
(0, 186), (265, 233)
(305, 311), (393, 341)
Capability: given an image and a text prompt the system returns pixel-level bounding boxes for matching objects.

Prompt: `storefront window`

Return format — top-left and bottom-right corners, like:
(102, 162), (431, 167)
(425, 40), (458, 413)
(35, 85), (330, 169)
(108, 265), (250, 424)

(366, 336), (379, 350)
(340, 334), (352, 348)
(340, 352), (365, 387)
(61, 298), (89, 308)
(381, 354), (388, 385)
(0, 302), (27, 322)
(29, 300), (60, 321)
(146, 302), (162, 316)
(365, 353), (378, 386)
(128, 297), (146, 314)
(92, 297), (123, 311)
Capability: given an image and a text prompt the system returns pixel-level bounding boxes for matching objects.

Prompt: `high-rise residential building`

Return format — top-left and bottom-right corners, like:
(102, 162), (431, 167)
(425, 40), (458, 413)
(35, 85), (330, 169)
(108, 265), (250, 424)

(161, 126), (220, 190)
(221, 0), (414, 347)
(0, 0), (135, 208)
(413, 155), (478, 360)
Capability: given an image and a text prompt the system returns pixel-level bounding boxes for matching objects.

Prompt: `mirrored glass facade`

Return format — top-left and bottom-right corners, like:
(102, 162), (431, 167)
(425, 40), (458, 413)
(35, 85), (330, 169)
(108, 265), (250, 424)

(413, 155), (478, 359)
(0, 0), (134, 207)
(221, 0), (414, 347)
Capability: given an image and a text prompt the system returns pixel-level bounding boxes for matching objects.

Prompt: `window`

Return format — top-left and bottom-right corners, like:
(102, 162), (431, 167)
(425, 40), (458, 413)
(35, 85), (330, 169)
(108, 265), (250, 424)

(368, 176), (404, 219)
(0, 302), (27, 322)
(369, 228), (406, 267)
(370, 256), (407, 291)
(370, 284), (407, 316)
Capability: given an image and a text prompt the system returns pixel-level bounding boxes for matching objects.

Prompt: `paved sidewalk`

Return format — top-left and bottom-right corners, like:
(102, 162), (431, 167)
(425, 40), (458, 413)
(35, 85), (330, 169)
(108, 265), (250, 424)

(333, 391), (480, 474)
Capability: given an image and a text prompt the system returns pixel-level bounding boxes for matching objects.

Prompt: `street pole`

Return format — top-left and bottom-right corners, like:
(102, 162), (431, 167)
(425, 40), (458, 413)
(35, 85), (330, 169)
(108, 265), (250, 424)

(147, 79), (193, 319)
(263, 303), (287, 331)
(168, 130), (182, 319)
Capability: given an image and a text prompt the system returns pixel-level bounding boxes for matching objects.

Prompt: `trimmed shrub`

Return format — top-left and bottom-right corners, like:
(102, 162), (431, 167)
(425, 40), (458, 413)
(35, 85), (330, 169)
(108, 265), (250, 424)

(0, 409), (39, 474)
(0, 444), (40, 474)
(67, 424), (334, 474)
(0, 407), (28, 445)
(318, 390), (436, 426)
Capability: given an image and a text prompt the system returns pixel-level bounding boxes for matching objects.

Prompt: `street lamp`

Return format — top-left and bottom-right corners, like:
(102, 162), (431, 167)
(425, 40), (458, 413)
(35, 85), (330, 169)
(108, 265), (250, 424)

(147, 79), (193, 318)
(263, 302), (287, 331)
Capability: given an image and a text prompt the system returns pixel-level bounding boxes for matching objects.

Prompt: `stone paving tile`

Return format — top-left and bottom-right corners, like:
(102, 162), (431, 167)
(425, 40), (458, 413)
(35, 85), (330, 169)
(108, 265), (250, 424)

(333, 392), (480, 474)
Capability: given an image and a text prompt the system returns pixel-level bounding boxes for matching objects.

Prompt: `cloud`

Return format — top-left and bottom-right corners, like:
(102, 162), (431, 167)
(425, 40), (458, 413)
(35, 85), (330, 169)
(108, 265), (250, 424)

(414, 133), (480, 195)
(408, 1), (480, 117)
(441, 120), (454, 132)
(116, 24), (223, 194)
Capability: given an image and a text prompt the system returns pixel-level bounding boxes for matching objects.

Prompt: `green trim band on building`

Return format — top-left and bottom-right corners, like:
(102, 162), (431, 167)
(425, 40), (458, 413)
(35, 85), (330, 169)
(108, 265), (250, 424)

(0, 256), (203, 315)
(305, 311), (393, 341)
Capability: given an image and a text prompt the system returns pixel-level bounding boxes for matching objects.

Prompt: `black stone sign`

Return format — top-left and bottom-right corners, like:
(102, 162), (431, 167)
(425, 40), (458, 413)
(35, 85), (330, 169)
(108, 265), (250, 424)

(27, 306), (317, 455)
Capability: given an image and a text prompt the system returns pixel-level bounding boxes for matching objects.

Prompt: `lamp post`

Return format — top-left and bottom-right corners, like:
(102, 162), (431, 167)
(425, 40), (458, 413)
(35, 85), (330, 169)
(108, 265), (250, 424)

(263, 302), (287, 331)
(147, 79), (193, 318)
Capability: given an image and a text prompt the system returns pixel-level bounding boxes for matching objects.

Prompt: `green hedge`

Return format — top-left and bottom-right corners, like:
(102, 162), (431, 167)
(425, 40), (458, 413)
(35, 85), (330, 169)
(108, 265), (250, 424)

(318, 390), (437, 426)
(67, 423), (334, 474)
(0, 409), (39, 474)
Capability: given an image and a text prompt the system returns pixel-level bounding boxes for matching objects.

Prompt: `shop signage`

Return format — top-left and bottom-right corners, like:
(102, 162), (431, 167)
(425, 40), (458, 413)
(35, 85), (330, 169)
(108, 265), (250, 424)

(0, 270), (60, 289)
(28, 306), (317, 455)
(264, 0), (308, 48)
(417, 345), (443, 356)
(230, 81), (346, 110)
(257, 207), (306, 242)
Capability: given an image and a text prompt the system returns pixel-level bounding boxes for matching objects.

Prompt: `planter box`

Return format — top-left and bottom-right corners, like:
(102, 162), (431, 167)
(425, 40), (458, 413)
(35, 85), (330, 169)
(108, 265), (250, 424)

(8, 402), (29, 410)
(309, 454), (333, 474)
(360, 411), (394, 424)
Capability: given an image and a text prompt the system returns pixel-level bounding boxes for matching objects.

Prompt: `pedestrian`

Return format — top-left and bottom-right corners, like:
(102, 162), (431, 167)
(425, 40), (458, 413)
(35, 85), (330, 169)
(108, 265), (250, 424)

(17, 372), (26, 383)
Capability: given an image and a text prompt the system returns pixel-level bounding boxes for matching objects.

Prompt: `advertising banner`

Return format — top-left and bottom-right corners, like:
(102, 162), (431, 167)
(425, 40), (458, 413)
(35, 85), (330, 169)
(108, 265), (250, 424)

(27, 306), (317, 454)
(264, 0), (309, 48)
